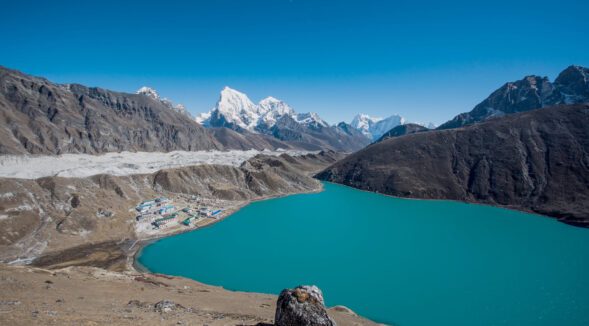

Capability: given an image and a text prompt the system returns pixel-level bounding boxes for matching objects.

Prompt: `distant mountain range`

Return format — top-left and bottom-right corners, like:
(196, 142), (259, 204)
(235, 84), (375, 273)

(196, 87), (330, 132)
(193, 86), (436, 146)
(194, 86), (369, 151)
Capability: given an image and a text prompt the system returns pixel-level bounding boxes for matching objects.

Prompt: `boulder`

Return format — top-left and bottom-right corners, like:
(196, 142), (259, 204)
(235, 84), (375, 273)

(275, 285), (336, 326)
(154, 300), (184, 313)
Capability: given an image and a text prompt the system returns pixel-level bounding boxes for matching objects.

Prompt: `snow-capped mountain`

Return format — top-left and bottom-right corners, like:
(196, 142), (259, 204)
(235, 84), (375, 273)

(351, 113), (405, 141)
(204, 87), (262, 130)
(350, 113), (381, 138)
(257, 96), (295, 128)
(136, 86), (193, 118)
(137, 86), (160, 100)
(196, 86), (329, 132)
(294, 112), (330, 129)
(196, 87), (369, 151)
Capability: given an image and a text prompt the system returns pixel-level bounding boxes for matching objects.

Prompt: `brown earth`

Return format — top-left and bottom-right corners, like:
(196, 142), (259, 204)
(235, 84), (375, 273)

(0, 264), (379, 326)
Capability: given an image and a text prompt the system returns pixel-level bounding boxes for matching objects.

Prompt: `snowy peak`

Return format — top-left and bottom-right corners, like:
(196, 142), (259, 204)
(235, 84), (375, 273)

(216, 86), (258, 114)
(371, 115), (405, 141)
(195, 111), (211, 124)
(295, 112), (329, 128)
(136, 86), (160, 100)
(136, 86), (193, 118)
(258, 96), (295, 128)
(197, 87), (330, 132)
(211, 86), (261, 130)
(351, 114), (382, 127)
(350, 113), (405, 141)
(259, 96), (294, 116)
(350, 114), (382, 138)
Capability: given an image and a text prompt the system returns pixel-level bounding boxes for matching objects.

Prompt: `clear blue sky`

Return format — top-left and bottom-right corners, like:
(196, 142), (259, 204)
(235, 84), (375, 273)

(2, 0), (588, 125)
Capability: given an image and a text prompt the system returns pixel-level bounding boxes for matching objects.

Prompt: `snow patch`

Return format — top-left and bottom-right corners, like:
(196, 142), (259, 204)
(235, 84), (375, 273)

(6, 204), (33, 212)
(137, 87), (193, 118)
(0, 192), (15, 199)
(136, 86), (160, 100)
(0, 150), (317, 179)
(351, 113), (405, 141)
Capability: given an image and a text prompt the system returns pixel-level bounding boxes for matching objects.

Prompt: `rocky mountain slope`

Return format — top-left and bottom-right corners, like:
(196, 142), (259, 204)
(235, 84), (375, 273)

(438, 65), (589, 129)
(136, 86), (194, 118)
(317, 104), (589, 226)
(197, 87), (370, 151)
(0, 66), (224, 155)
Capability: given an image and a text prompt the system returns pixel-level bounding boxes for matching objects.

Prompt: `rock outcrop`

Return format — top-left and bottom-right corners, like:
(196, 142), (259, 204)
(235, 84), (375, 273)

(317, 104), (589, 227)
(275, 285), (336, 326)
(438, 65), (589, 130)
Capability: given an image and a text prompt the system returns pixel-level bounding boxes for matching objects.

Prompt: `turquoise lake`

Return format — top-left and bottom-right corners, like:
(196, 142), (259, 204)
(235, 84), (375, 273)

(138, 182), (589, 326)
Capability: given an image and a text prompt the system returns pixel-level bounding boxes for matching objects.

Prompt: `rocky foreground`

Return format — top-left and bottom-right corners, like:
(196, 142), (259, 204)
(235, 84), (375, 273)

(0, 265), (377, 326)
(318, 104), (589, 226)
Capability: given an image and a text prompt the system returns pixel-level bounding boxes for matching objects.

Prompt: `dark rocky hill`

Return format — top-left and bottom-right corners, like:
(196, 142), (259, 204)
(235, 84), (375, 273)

(317, 104), (589, 226)
(376, 123), (429, 142)
(438, 65), (589, 130)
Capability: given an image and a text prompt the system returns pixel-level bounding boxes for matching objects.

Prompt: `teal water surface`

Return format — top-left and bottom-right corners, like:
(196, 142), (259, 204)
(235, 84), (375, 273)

(138, 182), (589, 326)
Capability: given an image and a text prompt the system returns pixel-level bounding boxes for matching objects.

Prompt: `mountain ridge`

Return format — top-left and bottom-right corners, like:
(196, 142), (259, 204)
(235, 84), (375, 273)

(0, 66), (363, 154)
(317, 104), (589, 227)
(438, 65), (589, 129)
(196, 86), (369, 152)
(0, 65), (222, 154)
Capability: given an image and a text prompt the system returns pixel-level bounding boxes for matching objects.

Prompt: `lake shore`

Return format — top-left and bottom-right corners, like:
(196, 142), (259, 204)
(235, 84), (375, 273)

(129, 181), (325, 274)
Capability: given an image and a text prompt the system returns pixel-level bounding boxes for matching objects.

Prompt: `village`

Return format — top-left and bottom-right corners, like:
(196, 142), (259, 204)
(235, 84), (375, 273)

(133, 194), (236, 237)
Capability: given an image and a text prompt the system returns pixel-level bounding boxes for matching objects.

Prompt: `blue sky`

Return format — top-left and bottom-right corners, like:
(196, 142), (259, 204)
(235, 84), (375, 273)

(2, 0), (588, 125)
